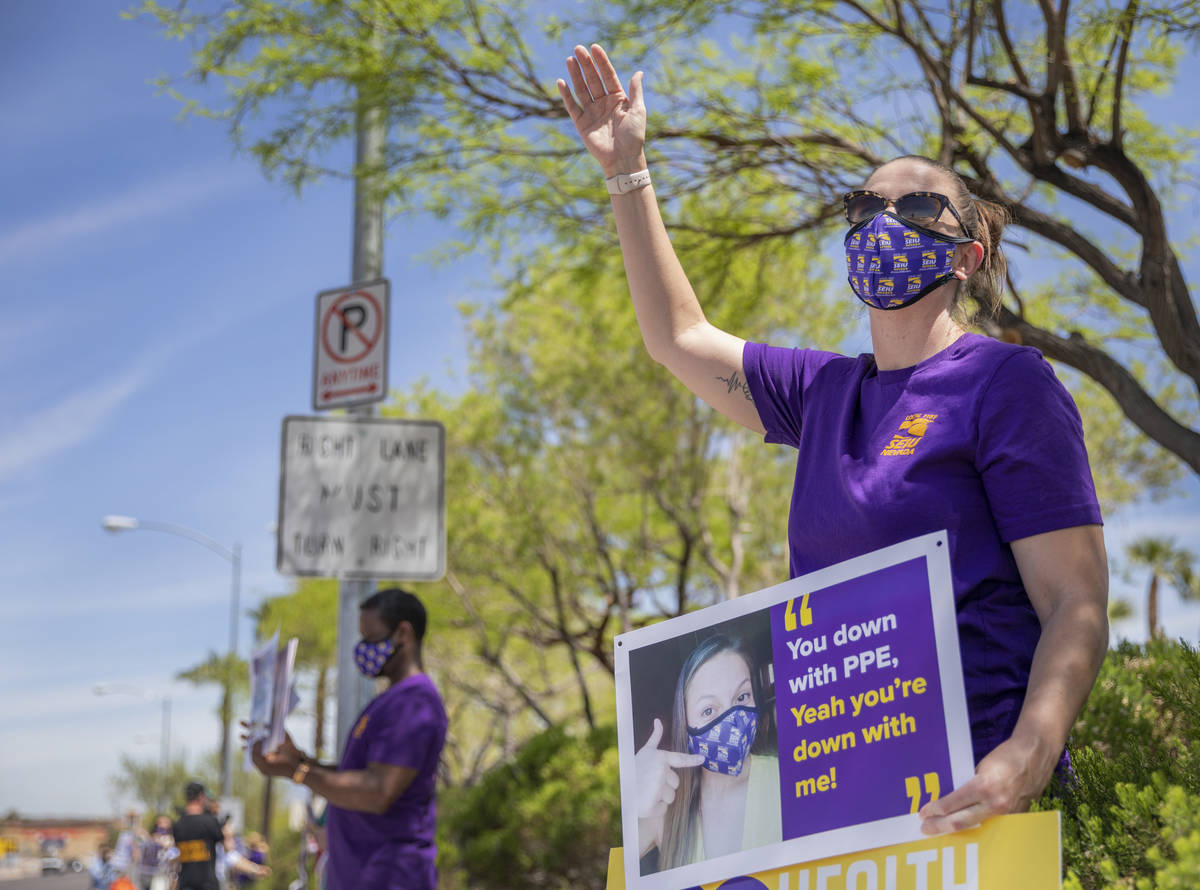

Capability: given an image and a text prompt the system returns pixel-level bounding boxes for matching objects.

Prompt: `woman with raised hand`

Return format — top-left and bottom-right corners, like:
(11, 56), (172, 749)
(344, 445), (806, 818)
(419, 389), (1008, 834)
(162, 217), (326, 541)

(557, 43), (1109, 839)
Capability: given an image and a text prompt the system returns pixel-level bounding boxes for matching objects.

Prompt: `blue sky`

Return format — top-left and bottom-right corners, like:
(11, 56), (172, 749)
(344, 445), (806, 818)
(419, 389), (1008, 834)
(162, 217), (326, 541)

(1, 0), (1198, 819)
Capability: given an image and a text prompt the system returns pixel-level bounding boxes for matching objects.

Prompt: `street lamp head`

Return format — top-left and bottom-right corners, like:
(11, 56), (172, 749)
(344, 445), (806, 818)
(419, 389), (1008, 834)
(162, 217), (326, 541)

(102, 515), (140, 532)
(94, 682), (160, 701)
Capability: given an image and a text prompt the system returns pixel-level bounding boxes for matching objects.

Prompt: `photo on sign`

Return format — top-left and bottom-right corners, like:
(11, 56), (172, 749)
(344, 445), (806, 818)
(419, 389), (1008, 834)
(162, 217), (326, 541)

(613, 532), (974, 890)
(628, 610), (779, 875)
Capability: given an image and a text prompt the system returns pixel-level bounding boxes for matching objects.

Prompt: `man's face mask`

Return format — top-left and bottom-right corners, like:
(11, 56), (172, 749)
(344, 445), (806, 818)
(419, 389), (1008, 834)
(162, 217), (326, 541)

(687, 705), (758, 776)
(353, 637), (395, 677)
(844, 212), (976, 310)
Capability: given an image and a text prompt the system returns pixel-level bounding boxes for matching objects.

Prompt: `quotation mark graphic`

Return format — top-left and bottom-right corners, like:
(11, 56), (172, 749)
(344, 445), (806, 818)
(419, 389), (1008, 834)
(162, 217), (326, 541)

(905, 772), (941, 813)
(784, 593), (814, 632)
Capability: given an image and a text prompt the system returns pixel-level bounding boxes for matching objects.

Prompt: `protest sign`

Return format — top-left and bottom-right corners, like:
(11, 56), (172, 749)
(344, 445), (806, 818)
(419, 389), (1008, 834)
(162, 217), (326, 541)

(243, 634), (299, 766)
(614, 531), (974, 890)
(243, 631), (280, 771)
(603, 811), (1061, 890)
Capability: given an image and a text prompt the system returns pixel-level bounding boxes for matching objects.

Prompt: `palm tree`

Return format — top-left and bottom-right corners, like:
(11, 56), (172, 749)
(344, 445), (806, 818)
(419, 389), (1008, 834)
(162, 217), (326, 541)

(1125, 537), (1200, 640)
(176, 650), (248, 797)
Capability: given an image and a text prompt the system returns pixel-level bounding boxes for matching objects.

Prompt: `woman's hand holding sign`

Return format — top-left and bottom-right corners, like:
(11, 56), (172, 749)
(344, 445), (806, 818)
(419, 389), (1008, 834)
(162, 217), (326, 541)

(917, 736), (1041, 834)
(636, 718), (704, 855)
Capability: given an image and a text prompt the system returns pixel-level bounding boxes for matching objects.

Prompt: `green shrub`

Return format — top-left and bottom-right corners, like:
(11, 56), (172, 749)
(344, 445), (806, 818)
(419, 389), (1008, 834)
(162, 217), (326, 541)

(1038, 640), (1200, 889)
(438, 724), (621, 890)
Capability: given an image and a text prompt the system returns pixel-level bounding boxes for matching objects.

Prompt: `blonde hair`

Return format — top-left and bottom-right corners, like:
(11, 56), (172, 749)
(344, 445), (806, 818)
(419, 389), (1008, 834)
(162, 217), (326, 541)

(657, 635), (765, 871)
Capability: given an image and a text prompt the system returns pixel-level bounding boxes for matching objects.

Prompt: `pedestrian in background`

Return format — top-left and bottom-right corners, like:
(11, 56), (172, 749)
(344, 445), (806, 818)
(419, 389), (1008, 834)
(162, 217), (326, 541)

(218, 820), (270, 887)
(89, 843), (118, 890)
(172, 782), (223, 890)
(110, 811), (142, 880)
(139, 815), (175, 890)
(233, 832), (269, 888)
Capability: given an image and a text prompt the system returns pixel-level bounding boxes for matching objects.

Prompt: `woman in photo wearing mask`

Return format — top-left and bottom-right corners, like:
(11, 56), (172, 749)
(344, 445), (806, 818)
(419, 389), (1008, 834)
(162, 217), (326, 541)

(558, 44), (1108, 838)
(636, 634), (779, 873)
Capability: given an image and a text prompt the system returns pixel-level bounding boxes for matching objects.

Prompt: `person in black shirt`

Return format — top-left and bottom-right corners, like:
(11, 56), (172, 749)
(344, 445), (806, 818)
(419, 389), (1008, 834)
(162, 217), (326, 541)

(172, 782), (223, 890)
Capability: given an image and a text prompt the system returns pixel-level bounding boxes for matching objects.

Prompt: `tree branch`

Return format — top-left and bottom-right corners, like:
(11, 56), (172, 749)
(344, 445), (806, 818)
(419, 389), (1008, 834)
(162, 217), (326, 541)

(1111, 0), (1141, 148)
(981, 309), (1200, 474)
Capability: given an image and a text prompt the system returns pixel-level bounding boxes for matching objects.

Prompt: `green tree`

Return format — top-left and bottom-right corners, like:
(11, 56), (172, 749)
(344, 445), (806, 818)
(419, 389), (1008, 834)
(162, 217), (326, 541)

(438, 724), (620, 890)
(254, 579), (338, 759)
(392, 235), (832, 782)
(133, 0), (1199, 500)
(108, 753), (195, 816)
(1125, 536), (1200, 639)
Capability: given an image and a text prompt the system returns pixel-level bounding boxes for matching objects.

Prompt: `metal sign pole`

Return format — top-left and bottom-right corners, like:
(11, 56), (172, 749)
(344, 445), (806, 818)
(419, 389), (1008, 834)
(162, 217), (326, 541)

(335, 94), (388, 762)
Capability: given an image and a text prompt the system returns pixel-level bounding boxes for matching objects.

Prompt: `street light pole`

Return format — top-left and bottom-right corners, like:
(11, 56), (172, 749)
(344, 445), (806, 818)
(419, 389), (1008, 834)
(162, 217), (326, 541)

(102, 515), (242, 801)
(160, 697), (171, 813)
(95, 684), (172, 814)
(222, 542), (241, 802)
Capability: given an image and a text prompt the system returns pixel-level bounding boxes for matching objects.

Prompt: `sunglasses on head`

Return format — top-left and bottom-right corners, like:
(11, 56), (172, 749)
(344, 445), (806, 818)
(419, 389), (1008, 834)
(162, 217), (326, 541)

(842, 189), (969, 233)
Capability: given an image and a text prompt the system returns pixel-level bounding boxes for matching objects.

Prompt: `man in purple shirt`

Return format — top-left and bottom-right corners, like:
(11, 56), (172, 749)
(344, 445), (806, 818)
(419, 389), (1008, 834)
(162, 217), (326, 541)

(557, 44), (1109, 837)
(250, 588), (447, 889)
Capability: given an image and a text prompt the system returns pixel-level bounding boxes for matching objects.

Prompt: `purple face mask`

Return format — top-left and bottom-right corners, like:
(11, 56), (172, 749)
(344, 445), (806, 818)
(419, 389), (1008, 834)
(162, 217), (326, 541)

(687, 705), (758, 776)
(353, 638), (395, 677)
(844, 211), (972, 310)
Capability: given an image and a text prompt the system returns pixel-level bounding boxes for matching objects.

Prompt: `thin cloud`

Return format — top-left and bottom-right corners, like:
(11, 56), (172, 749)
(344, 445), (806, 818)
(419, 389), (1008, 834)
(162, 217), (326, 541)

(0, 164), (255, 266)
(0, 348), (165, 482)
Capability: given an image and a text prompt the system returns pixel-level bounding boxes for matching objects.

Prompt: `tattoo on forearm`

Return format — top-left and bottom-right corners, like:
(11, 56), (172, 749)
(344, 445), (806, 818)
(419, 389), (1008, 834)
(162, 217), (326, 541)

(716, 370), (754, 402)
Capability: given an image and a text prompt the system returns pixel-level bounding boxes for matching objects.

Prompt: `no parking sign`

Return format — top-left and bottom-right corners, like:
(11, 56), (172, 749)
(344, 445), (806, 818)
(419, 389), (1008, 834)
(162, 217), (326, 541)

(313, 278), (389, 410)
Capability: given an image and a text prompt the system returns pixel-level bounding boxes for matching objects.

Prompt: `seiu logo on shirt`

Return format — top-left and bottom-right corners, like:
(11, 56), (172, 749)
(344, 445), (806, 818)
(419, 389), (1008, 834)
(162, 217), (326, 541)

(353, 714), (370, 738)
(881, 413), (939, 456)
(907, 275), (923, 292)
(903, 230), (920, 247)
(921, 250), (938, 269)
(892, 253), (909, 272)
(877, 231), (893, 250)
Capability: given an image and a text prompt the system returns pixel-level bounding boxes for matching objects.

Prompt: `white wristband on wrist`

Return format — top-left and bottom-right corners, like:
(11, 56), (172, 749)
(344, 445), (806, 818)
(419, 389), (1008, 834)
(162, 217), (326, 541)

(606, 169), (651, 195)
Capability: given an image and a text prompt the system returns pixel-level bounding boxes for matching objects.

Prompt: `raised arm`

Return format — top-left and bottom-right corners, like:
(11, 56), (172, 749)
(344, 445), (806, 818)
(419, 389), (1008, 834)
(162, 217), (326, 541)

(557, 44), (765, 434)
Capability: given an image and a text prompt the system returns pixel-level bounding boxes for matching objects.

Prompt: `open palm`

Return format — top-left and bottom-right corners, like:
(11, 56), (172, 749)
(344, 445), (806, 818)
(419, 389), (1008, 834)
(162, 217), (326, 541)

(557, 44), (646, 178)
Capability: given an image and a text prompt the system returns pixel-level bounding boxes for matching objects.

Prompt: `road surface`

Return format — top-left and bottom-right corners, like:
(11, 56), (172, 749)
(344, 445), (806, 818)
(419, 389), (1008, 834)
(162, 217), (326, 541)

(0, 872), (88, 890)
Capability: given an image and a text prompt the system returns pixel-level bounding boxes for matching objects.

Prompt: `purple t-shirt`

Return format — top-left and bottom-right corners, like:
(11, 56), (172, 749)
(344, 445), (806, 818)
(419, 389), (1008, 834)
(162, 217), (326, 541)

(326, 673), (447, 890)
(743, 333), (1102, 761)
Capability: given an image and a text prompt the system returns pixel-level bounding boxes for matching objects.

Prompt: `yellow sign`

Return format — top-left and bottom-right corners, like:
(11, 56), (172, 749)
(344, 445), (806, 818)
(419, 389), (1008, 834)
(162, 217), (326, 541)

(605, 811), (1059, 890)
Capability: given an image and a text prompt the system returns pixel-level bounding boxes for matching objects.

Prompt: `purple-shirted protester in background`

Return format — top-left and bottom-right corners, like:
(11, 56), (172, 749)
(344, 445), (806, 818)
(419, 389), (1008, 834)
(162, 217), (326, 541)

(249, 588), (447, 889)
(557, 44), (1109, 840)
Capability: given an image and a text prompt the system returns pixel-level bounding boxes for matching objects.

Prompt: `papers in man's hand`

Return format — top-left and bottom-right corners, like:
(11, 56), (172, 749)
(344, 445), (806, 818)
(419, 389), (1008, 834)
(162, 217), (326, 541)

(243, 633), (299, 770)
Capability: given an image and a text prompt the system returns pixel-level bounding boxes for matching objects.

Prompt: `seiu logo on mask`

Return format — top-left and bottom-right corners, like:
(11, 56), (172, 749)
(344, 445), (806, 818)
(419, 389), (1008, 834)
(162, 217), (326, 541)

(687, 705), (758, 776)
(844, 211), (967, 310)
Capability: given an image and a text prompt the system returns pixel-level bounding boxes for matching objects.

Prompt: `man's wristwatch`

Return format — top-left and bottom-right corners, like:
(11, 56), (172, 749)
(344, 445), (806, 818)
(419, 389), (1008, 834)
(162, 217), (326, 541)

(291, 754), (311, 785)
